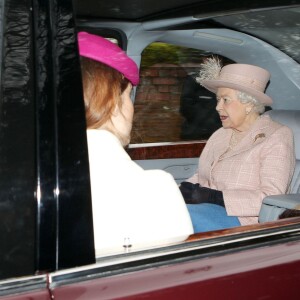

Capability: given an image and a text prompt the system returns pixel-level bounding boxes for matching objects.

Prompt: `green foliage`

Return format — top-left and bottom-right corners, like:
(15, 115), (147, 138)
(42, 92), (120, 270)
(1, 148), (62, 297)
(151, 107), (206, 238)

(141, 42), (209, 68)
(141, 43), (181, 68)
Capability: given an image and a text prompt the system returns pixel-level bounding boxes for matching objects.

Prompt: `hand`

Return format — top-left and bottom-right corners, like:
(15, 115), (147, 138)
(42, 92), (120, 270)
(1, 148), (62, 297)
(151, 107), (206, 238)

(179, 182), (200, 202)
(180, 182), (225, 207)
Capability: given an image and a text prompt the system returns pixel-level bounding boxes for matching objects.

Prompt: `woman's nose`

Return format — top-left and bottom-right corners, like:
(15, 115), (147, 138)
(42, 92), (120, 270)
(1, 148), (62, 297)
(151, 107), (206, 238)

(216, 100), (222, 111)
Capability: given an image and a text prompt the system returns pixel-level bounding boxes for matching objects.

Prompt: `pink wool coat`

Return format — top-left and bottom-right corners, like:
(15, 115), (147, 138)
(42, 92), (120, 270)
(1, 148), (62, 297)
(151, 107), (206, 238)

(188, 114), (296, 225)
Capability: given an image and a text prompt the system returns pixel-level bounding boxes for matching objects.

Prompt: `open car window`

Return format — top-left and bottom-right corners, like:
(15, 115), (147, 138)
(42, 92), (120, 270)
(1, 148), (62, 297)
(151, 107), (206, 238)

(131, 43), (224, 144)
(77, 5), (300, 259)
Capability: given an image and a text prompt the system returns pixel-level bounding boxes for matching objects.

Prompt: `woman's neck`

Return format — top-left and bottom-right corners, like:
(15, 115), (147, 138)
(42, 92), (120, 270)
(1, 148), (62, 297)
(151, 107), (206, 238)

(234, 112), (260, 132)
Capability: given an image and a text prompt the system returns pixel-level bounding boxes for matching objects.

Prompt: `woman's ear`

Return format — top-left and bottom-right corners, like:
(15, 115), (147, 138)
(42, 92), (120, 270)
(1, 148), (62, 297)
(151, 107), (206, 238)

(245, 103), (254, 115)
(112, 104), (120, 117)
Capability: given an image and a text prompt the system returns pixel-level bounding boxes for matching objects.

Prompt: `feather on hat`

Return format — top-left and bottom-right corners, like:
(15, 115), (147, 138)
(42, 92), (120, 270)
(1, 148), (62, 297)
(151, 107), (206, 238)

(195, 57), (272, 105)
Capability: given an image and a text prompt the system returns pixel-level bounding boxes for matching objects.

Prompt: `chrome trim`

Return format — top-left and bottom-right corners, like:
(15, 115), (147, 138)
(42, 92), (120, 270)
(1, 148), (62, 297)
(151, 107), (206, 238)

(128, 140), (206, 148)
(49, 223), (300, 287)
(0, 274), (48, 297)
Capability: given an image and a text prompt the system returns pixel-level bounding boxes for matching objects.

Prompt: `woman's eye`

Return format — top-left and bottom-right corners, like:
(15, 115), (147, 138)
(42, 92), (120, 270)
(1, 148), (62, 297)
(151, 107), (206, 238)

(224, 97), (231, 103)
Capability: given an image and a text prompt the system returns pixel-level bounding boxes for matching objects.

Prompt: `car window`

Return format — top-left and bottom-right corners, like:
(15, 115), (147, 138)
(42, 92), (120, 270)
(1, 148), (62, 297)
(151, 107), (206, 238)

(77, 15), (299, 262)
(75, 0), (300, 272)
(131, 43), (234, 144)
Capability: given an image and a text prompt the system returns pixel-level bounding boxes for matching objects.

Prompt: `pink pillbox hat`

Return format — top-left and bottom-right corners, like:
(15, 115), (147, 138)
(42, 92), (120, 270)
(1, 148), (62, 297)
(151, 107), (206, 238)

(78, 31), (139, 86)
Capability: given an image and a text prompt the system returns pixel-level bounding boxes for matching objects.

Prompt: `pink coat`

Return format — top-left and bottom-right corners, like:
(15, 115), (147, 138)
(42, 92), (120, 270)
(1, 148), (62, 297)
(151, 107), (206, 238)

(188, 115), (295, 225)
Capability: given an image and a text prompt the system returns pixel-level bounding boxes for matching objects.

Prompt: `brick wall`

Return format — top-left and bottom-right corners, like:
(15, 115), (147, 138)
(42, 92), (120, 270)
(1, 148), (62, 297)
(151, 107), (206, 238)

(131, 63), (199, 144)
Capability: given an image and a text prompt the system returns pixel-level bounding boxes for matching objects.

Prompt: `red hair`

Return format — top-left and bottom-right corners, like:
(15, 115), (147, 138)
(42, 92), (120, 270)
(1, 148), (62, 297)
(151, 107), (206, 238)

(80, 57), (130, 129)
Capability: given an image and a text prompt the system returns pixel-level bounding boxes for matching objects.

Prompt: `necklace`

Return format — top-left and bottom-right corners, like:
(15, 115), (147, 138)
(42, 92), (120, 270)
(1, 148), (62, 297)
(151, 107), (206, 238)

(229, 130), (246, 149)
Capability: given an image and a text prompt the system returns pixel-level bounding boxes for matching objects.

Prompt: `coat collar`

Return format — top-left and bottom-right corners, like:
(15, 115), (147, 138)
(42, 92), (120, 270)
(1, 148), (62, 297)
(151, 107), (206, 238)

(87, 129), (131, 160)
(217, 114), (281, 159)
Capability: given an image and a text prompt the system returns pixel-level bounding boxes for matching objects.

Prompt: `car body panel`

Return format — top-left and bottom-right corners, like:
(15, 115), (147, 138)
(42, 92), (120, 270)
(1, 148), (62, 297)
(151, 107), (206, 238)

(50, 223), (300, 299)
(0, 275), (49, 300)
(0, 292), (50, 300)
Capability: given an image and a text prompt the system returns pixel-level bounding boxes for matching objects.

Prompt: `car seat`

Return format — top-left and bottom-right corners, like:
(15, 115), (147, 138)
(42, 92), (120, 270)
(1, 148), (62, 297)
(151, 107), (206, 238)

(259, 110), (300, 222)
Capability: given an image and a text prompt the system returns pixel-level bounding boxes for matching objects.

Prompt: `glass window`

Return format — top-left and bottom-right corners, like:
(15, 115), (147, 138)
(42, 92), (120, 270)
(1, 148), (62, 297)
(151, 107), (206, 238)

(131, 43), (233, 144)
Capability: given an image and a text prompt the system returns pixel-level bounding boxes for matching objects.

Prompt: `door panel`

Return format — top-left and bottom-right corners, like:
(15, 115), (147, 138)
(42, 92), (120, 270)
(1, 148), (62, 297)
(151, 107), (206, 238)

(134, 158), (198, 184)
(127, 142), (204, 183)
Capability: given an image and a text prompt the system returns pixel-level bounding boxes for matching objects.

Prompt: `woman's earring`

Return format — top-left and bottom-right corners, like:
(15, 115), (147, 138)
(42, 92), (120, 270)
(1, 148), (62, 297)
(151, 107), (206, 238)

(246, 108), (250, 115)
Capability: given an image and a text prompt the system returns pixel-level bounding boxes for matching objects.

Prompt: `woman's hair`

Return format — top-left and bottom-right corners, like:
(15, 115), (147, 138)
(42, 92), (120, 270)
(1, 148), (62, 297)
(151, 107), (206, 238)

(237, 91), (265, 114)
(80, 56), (130, 130)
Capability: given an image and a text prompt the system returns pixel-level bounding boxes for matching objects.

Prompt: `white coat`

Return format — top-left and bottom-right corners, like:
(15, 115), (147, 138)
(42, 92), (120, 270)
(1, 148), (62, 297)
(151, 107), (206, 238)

(87, 129), (193, 256)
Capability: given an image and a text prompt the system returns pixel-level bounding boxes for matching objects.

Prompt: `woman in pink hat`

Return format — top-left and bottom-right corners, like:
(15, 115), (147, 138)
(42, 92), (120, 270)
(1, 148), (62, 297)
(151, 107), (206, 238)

(77, 32), (193, 255)
(180, 57), (295, 232)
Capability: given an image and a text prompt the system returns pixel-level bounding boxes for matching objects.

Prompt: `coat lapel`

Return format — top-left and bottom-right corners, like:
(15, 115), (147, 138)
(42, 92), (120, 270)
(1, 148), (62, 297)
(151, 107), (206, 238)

(216, 115), (281, 160)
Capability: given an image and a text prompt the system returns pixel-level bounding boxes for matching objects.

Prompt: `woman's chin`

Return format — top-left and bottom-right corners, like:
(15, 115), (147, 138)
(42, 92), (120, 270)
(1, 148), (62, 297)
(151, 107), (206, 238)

(221, 122), (230, 129)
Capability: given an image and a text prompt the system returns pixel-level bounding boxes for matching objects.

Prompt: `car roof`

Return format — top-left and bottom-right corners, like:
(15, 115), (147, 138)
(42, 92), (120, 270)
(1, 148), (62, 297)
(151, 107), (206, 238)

(73, 0), (300, 21)
(74, 1), (300, 64)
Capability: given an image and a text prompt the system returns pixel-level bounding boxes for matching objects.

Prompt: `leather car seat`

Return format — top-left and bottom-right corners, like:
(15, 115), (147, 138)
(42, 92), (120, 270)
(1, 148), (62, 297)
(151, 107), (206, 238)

(259, 110), (300, 222)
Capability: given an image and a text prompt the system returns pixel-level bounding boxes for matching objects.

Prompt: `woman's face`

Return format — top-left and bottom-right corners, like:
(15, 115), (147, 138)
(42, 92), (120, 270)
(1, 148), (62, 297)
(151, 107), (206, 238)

(216, 87), (257, 132)
(111, 83), (134, 145)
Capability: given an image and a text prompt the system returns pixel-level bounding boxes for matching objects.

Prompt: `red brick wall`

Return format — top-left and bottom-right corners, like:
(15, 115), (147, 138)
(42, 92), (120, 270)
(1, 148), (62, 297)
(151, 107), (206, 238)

(131, 63), (199, 144)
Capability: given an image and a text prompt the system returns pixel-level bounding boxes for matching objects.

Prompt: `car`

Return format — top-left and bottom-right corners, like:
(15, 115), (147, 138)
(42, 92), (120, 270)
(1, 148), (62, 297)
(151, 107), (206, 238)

(0, 0), (300, 298)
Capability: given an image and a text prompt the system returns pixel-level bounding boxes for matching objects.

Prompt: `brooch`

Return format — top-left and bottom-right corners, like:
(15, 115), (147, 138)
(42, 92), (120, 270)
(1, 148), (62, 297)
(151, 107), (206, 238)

(254, 133), (265, 142)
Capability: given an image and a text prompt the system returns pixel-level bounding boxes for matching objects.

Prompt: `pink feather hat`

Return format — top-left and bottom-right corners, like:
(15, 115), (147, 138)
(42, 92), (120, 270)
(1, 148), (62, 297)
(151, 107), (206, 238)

(196, 58), (273, 105)
(78, 31), (139, 86)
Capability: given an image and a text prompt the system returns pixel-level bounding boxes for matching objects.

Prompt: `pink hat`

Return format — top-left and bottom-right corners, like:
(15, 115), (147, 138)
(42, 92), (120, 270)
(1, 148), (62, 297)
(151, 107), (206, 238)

(78, 31), (139, 86)
(196, 58), (272, 105)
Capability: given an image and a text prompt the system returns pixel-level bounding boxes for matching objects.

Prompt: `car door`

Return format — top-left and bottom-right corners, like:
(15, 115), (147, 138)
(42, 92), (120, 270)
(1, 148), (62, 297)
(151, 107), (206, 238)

(0, 0), (94, 287)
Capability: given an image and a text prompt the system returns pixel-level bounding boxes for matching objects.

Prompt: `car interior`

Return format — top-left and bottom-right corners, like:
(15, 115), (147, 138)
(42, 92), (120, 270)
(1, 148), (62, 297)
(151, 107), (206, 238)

(259, 110), (300, 221)
(75, 4), (300, 257)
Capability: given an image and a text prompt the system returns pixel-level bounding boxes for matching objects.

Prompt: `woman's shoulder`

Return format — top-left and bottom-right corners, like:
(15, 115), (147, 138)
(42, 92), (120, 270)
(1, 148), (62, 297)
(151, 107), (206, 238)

(87, 129), (132, 163)
(260, 114), (293, 137)
(87, 129), (126, 151)
(255, 115), (294, 150)
(87, 129), (120, 143)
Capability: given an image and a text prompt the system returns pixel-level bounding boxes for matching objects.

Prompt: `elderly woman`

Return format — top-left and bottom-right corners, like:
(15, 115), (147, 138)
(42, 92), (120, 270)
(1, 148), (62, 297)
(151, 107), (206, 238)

(78, 32), (193, 255)
(180, 58), (296, 232)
